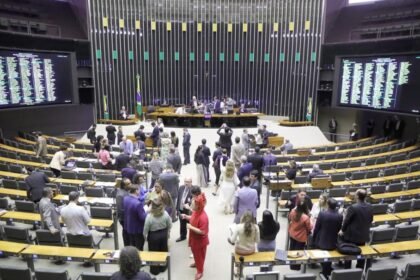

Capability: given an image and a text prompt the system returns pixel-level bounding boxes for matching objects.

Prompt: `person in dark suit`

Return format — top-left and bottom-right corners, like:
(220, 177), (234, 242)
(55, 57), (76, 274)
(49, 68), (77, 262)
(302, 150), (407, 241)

(182, 128), (191, 165)
(285, 160), (298, 180)
(150, 122), (160, 147)
(217, 124), (233, 157)
(328, 117), (338, 142)
(249, 170), (261, 208)
(176, 177), (193, 242)
(159, 165), (180, 220)
(247, 146), (264, 180)
(366, 119), (375, 138)
(134, 125), (146, 142)
(106, 125), (117, 145)
(201, 139), (211, 183)
(213, 96), (222, 113)
(212, 142), (223, 185)
(287, 189), (313, 212)
(115, 152), (131, 171)
(167, 147), (182, 174)
(237, 155), (253, 187)
(383, 117), (393, 138)
(340, 189), (373, 270)
(170, 131), (179, 148)
(393, 115), (405, 139)
(25, 168), (50, 203)
(87, 124), (96, 145)
(313, 198), (343, 277)
(349, 123), (359, 141)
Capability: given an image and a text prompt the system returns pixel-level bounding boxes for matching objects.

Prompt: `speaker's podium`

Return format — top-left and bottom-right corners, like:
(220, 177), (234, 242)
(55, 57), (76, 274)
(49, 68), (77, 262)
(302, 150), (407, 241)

(269, 179), (292, 220)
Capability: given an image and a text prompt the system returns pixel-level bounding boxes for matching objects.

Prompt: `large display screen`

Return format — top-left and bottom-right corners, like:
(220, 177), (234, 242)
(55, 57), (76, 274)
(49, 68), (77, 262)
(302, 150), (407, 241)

(0, 49), (74, 109)
(336, 54), (420, 115)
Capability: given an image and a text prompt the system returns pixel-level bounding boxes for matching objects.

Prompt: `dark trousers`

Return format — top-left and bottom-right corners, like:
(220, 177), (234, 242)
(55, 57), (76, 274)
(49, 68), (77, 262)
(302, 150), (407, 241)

(183, 145), (190, 164)
(129, 233), (145, 251)
(214, 167), (221, 186)
(344, 242), (371, 270)
(321, 261), (333, 277)
(150, 177), (158, 189)
(204, 165), (209, 183)
(179, 209), (190, 239)
(147, 228), (168, 275)
(50, 168), (61, 177)
(329, 130), (337, 142)
(289, 237), (305, 270)
(222, 145), (232, 158)
(119, 221), (130, 247)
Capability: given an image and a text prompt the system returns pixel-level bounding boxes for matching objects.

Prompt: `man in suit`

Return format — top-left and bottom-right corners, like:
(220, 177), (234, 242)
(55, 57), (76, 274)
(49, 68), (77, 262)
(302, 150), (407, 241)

(39, 187), (61, 234)
(313, 198), (343, 277)
(212, 142), (223, 188)
(176, 177), (194, 242)
(233, 176), (258, 224)
(217, 124), (233, 157)
(231, 137), (245, 170)
(167, 147), (182, 174)
(280, 139), (293, 153)
(134, 125), (146, 142)
(25, 168), (50, 203)
(213, 96), (222, 113)
(201, 139), (211, 183)
(159, 164), (180, 218)
(105, 125), (117, 145)
(261, 125), (270, 147)
(340, 189), (373, 270)
(182, 128), (191, 165)
(287, 189), (313, 211)
(308, 164), (324, 182)
(134, 136), (146, 160)
(86, 125), (96, 145)
(120, 137), (134, 156)
(36, 132), (48, 158)
(60, 191), (91, 236)
(247, 146), (264, 180)
(115, 152), (131, 171)
(150, 122), (160, 147)
(241, 129), (250, 153)
(263, 146), (278, 172)
(249, 170), (261, 208)
(329, 117), (338, 142)
(237, 156), (253, 187)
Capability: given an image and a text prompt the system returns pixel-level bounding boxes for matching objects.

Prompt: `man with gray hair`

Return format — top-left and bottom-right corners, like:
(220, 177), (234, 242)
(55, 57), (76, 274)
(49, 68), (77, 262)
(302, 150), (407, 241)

(60, 191), (91, 235)
(119, 136), (134, 156)
(39, 187), (61, 234)
(167, 146), (182, 174)
(159, 164), (180, 218)
(237, 155), (253, 187)
(176, 177), (194, 242)
(280, 139), (293, 153)
(308, 164), (324, 181)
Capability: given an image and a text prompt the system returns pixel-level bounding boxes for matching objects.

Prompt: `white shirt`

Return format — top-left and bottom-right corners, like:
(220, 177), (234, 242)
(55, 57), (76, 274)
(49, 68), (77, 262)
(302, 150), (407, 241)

(49, 151), (66, 170)
(60, 202), (91, 235)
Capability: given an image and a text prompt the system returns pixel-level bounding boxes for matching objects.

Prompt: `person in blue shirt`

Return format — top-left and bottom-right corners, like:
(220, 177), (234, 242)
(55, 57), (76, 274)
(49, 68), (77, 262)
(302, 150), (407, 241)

(123, 185), (147, 250)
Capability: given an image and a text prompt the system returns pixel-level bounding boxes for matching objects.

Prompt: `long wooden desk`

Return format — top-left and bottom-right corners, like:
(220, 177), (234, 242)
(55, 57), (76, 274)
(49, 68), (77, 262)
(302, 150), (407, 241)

(15, 137), (89, 153)
(53, 194), (115, 206)
(370, 188), (420, 202)
(331, 171), (420, 187)
(0, 188), (27, 199)
(371, 240), (420, 257)
(279, 120), (313, 126)
(0, 143), (52, 157)
(98, 118), (138, 125)
(0, 240), (28, 255)
(92, 249), (171, 280)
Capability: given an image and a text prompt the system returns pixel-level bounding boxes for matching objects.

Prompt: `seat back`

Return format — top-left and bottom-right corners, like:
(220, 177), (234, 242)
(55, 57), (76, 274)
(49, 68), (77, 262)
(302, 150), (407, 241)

(2, 179), (17, 189)
(372, 203), (389, 215)
(265, 165), (283, 173)
(330, 268), (363, 280)
(96, 174), (116, 182)
(35, 269), (69, 280)
(408, 150), (420, 159)
(403, 261), (420, 279)
(393, 200), (413, 213)
(383, 168), (396, 177)
(349, 161), (362, 168)
(294, 176), (308, 184)
(9, 164), (22, 173)
(35, 229), (63, 246)
(283, 274), (316, 280)
(305, 190), (322, 199)
(388, 183), (403, 192)
(0, 163), (9, 171)
(351, 172), (366, 180)
(85, 188), (105, 198)
(407, 180), (420, 190)
(280, 190), (297, 200)
(60, 185), (78, 195)
(365, 266), (397, 280)
(365, 158), (377, 166)
(90, 207), (112, 219)
(61, 171), (77, 180)
(329, 188), (347, 198)
(318, 163), (332, 170)
(371, 184), (386, 194)
(370, 228), (396, 245)
(366, 170), (380, 179)
(410, 164), (420, 173)
(412, 199), (420, 210)
(17, 181), (28, 190)
(3, 226), (32, 243)
(395, 166), (407, 175)
(80, 272), (113, 280)
(395, 225), (419, 242)
(390, 154), (406, 163)
(375, 157), (386, 164)
(0, 266), (33, 280)
(66, 233), (94, 248)
(0, 197), (9, 209)
(15, 201), (36, 213)
(335, 162), (348, 169)
(331, 173), (346, 182)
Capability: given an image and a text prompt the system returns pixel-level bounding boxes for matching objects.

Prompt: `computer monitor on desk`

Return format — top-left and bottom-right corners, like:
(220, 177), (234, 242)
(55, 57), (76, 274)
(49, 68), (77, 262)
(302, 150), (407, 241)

(251, 272), (280, 280)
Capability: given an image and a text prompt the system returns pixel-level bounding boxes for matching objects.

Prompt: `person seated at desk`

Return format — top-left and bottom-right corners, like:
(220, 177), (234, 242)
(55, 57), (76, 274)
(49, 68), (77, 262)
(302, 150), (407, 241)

(258, 210), (280, 252)
(120, 136), (134, 156)
(263, 146), (278, 172)
(134, 136), (146, 160)
(60, 191), (91, 235)
(191, 96), (199, 110)
(280, 139), (294, 153)
(111, 246), (153, 280)
(175, 106), (186, 115)
(120, 106), (128, 120)
(39, 187), (61, 234)
(25, 167), (50, 203)
(134, 125), (146, 142)
(285, 160), (299, 180)
(308, 164), (324, 182)
(98, 145), (113, 169)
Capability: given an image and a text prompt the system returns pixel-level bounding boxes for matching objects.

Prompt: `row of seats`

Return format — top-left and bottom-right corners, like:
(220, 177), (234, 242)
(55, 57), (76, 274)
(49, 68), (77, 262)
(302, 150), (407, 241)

(370, 225), (419, 245)
(0, 266), (113, 280)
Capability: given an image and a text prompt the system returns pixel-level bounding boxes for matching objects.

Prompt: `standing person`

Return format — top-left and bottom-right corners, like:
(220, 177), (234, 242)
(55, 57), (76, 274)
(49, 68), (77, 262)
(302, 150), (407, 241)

(134, 136), (146, 160)
(258, 210), (280, 252)
(340, 189), (373, 270)
(247, 146), (264, 180)
(160, 132), (172, 162)
(181, 193), (209, 280)
(263, 147), (278, 172)
(217, 124), (233, 157)
(237, 156), (253, 187)
(25, 168), (50, 203)
(134, 125), (146, 142)
(287, 189), (313, 212)
(212, 142), (223, 189)
(280, 139), (294, 154)
(231, 137), (246, 169)
(261, 125), (270, 147)
(383, 117), (393, 138)
(200, 139), (211, 184)
(285, 160), (298, 180)
(143, 198), (172, 275)
(111, 246), (152, 280)
(176, 177), (193, 242)
(288, 201), (312, 270)
(213, 96), (222, 113)
(150, 122), (160, 148)
(159, 164), (180, 215)
(93, 135), (104, 153)
(120, 136), (134, 156)
(228, 211), (260, 256)
(167, 147), (182, 174)
(366, 119), (375, 138)
(116, 179), (130, 247)
(149, 152), (163, 189)
(49, 146), (67, 177)
(39, 187), (61, 234)
(124, 185), (147, 250)
(194, 146), (207, 189)
(170, 131), (179, 148)
(60, 191), (91, 236)
(106, 124), (117, 145)
(212, 148), (229, 195)
(115, 152), (130, 171)
(35, 132), (48, 158)
(394, 115), (405, 139)
(329, 117), (338, 142)
(120, 106), (128, 120)
(182, 128), (191, 165)
(349, 123), (359, 141)
(233, 176), (258, 224)
(241, 129), (250, 153)
(98, 145), (113, 169)
(310, 193), (328, 226)
(313, 198), (343, 278)
(218, 160), (239, 214)
(249, 170), (261, 208)
(87, 125), (97, 145)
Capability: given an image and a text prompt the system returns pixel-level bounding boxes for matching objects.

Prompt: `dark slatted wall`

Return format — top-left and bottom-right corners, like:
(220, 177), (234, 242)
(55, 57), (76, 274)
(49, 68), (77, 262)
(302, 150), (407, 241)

(89, 0), (325, 119)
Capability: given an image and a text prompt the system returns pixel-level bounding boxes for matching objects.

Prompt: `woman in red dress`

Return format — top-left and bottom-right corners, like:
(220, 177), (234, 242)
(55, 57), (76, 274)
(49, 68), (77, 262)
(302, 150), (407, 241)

(181, 193), (209, 280)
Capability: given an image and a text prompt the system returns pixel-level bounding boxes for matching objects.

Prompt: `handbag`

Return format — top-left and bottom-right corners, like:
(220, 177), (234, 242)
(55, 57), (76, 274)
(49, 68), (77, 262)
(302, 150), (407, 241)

(336, 236), (361, 255)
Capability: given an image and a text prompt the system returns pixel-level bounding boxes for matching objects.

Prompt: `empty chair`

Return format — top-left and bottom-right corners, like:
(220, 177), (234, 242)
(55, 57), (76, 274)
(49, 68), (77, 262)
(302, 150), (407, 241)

(336, 153), (348, 159)
(390, 154), (406, 162)
(2, 179), (17, 189)
(331, 173), (346, 182)
(325, 146), (335, 152)
(66, 233), (102, 249)
(76, 161), (92, 169)
(399, 261), (420, 280)
(371, 184), (386, 194)
(408, 150), (420, 159)
(366, 170), (380, 179)
(372, 203), (389, 215)
(0, 163), (8, 171)
(324, 268), (363, 280)
(407, 180), (420, 190)
(315, 147), (326, 152)
(318, 163), (333, 170)
(383, 168), (396, 177)
(80, 272), (113, 280)
(324, 154), (336, 160)
(351, 171), (366, 180)
(35, 269), (70, 280)
(365, 158), (377, 166)
(0, 197), (9, 209)
(90, 206), (113, 237)
(265, 165), (282, 173)
(395, 224), (419, 242)
(365, 266), (397, 280)
(60, 184), (78, 195)
(376, 157), (386, 164)
(412, 199), (420, 210)
(410, 164), (420, 173)
(360, 150), (370, 156)
(395, 166), (407, 175)
(35, 229), (64, 246)
(0, 266), (33, 280)
(85, 187), (105, 198)
(308, 155), (320, 161)
(393, 200), (413, 213)
(349, 161), (362, 168)
(283, 274), (316, 280)
(335, 162), (348, 169)
(17, 181), (27, 190)
(15, 201), (36, 212)
(350, 151), (361, 157)
(294, 176), (308, 184)
(329, 188), (347, 198)
(370, 228), (396, 245)
(9, 164), (22, 173)
(61, 171), (77, 180)
(3, 226), (34, 243)
(96, 173), (116, 182)
(306, 190), (322, 199)
(388, 183), (404, 192)
(43, 170), (54, 177)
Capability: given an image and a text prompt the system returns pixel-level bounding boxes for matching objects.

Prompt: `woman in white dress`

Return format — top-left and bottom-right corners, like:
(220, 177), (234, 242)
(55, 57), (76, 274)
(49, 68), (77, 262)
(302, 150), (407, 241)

(218, 160), (239, 214)
(160, 132), (171, 162)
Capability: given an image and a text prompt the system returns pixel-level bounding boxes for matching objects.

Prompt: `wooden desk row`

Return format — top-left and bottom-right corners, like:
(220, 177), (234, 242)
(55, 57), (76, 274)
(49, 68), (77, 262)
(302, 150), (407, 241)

(279, 120), (313, 127)
(330, 171), (420, 187)
(231, 240), (420, 280)
(0, 241), (171, 280)
(370, 188), (420, 202)
(15, 137), (89, 153)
